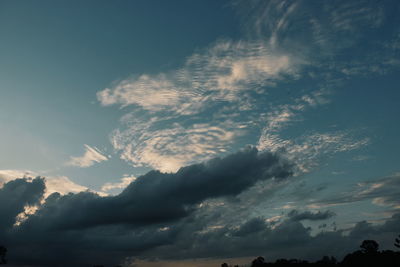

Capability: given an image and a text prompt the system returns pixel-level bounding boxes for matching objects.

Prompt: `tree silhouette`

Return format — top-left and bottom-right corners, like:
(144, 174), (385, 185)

(360, 239), (379, 253)
(395, 234), (400, 249)
(0, 246), (7, 265)
(251, 256), (265, 267)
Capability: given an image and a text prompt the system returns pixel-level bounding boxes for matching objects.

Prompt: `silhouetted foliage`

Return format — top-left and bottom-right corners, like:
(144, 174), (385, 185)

(395, 234), (400, 249)
(251, 256), (266, 267)
(0, 246), (7, 265)
(225, 238), (400, 267)
(360, 240), (379, 253)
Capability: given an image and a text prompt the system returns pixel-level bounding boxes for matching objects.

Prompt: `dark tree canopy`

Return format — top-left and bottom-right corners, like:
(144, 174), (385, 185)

(0, 246), (7, 265)
(395, 234), (400, 249)
(226, 238), (400, 267)
(360, 240), (379, 253)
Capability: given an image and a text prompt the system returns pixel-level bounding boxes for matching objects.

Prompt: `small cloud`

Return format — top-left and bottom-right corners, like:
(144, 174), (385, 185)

(0, 169), (36, 185)
(45, 176), (90, 196)
(67, 144), (108, 168)
(101, 175), (137, 193)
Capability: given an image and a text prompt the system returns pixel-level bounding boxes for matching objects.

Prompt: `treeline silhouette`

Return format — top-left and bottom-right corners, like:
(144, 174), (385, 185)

(1, 236), (400, 266)
(222, 236), (400, 267)
(0, 245), (6, 265)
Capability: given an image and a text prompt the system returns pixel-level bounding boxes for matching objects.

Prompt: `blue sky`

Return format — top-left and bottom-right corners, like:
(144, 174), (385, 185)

(0, 0), (400, 266)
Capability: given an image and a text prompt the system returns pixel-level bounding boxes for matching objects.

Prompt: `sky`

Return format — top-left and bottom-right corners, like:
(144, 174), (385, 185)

(0, 0), (400, 266)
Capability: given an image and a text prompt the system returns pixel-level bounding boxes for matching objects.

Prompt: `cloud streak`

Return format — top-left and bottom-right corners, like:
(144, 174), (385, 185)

(288, 209), (336, 222)
(67, 144), (108, 168)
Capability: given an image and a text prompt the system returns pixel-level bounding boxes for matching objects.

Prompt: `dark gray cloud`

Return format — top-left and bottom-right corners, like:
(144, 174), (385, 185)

(288, 210), (336, 221)
(143, 211), (400, 263)
(1, 150), (399, 267)
(0, 177), (45, 230)
(1, 148), (294, 266)
(23, 147), (292, 231)
(233, 217), (267, 237)
(1, 172), (400, 266)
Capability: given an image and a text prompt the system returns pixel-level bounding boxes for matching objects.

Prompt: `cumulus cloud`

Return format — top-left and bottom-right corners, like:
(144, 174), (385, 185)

(23, 147), (293, 230)
(142, 211), (400, 263)
(1, 158), (400, 266)
(67, 144), (108, 168)
(2, 0), (399, 266)
(0, 148), (294, 266)
(0, 177), (45, 230)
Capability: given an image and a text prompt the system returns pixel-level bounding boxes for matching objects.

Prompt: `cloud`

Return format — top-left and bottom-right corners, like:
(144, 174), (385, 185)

(3, 1), (400, 266)
(97, 74), (186, 111)
(143, 212), (400, 263)
(112, 120), (241, 172)
(22, 147), (293, 230)
(44, 176), (90, 196)
(0, 148), (295, 266)
(95, 0), (397, 175)
(288, 210), (336, 221)
(97, 41), (300, 113)
(101, 175), (137, 193)
(257, 92), (370, 173)
(102, 42), (301, 173)
(67, 144), (108, 168)
(0, 177), (45, 230)
(2, 164), (400, 266)
(314, 173), (400, 210)
(0, 169), (36, 184)
(0, 169), (91, 197)
(232, 217), (267, 236)
(98, 37), (304, 172)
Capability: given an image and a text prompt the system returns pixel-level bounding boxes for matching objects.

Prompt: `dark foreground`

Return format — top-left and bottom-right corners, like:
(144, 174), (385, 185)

(224, 239), (400, 267)
(1, 239), (400, 266)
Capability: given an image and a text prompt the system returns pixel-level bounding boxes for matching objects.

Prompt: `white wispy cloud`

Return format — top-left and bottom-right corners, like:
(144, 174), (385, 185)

(257, 91), (369, 173)
(45, 176), (90, 196)
(112, 120), (240, 172)
(96, 0), (391, 174)
(97, 41), (300, 114)
(97, 39), (303, 172)
(67, 144), (108, 168)
(308, 173), (400, 212)
(100, 175), (137, 193)
(0, 169), (36, 182)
